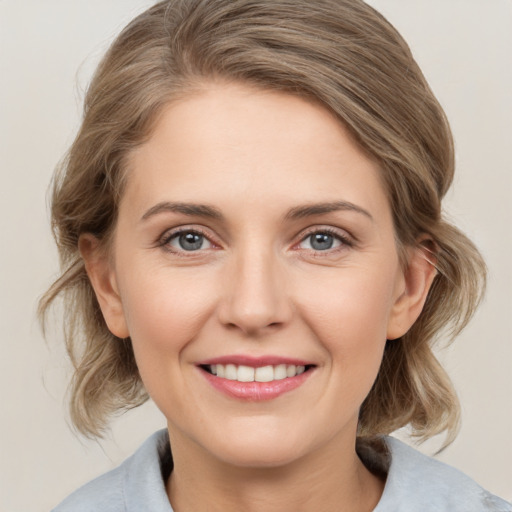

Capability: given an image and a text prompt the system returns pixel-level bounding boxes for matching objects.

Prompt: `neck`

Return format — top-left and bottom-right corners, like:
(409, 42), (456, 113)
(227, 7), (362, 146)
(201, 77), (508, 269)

(166, 429), (384, 512)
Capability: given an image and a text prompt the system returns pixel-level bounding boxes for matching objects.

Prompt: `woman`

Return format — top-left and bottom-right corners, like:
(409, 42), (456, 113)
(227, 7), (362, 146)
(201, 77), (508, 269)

(40, 0), (511, 510)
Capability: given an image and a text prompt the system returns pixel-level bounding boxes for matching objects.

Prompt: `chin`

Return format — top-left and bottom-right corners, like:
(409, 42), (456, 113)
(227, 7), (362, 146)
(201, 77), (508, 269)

(199, 419), (317, 469)
(214, 441), (305, 469)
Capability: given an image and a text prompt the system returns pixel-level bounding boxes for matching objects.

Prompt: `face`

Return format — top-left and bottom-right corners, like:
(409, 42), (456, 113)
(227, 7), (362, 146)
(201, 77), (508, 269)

(86, 83), (432, 469)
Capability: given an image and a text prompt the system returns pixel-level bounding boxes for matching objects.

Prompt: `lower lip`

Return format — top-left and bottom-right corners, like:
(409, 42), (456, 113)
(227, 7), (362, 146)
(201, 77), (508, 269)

(200, 368), (313, 401)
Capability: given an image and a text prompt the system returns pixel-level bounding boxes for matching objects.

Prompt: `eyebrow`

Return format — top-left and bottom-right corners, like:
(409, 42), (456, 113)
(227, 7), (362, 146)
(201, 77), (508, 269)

(141, 201), (224, 221)
(140, 200), (373, 223)
(284, 201), (373, 221)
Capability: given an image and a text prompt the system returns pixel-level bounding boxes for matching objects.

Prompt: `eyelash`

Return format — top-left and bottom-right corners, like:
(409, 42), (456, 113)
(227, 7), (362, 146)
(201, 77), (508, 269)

(158, 227), (216, 256)
(157, 226), (353, 256)
(296, 227), (353, 254)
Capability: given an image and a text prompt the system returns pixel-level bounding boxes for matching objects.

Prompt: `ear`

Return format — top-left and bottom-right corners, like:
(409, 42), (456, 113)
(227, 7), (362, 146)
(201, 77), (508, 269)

(79, 234), (130, 339)
(386, 241), (438, 340)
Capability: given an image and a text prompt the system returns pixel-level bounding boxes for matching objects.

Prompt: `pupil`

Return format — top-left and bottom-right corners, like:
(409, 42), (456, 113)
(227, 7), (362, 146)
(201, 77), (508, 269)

(311, 233), (333, 250)
(179, 232), (203, 251)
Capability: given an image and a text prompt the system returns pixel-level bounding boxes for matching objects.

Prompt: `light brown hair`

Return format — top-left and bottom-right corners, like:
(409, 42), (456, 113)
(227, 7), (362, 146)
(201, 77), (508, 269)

(40, 0), (485, 443)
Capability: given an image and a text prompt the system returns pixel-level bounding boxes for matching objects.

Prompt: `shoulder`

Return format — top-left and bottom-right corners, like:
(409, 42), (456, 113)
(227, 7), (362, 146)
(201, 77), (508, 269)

(51, 463), (125, 512)
(52, 430), (173, 512)
(374, 436), (511, 512)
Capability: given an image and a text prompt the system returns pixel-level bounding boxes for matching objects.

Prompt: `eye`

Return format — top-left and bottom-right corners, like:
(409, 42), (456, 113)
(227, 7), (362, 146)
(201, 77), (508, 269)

(165, 230), (213, 252)
(298, 230), (349, 252)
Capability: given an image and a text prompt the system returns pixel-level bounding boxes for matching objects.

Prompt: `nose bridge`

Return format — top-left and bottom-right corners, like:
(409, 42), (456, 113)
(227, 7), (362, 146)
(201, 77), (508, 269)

(219, 237), (290, 334)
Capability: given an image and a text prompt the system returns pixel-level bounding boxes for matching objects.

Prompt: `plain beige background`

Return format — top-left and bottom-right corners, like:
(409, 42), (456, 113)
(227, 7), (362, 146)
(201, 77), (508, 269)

(1, 1), (511, 510)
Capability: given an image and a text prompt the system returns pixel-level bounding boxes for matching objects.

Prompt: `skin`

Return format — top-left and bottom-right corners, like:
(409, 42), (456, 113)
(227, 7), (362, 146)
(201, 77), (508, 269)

(82, 82), (436, 512)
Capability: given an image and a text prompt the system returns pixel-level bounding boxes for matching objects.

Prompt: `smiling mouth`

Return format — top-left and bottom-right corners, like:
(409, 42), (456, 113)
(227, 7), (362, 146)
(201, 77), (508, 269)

(200, 363), (315, 383)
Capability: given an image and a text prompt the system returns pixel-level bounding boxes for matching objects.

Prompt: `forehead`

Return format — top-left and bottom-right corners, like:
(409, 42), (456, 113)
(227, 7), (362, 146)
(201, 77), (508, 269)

(123, 82), (390, 222)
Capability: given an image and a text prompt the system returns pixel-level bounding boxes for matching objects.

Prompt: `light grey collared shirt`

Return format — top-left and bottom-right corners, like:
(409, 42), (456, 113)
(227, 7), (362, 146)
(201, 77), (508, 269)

(53, 429), (511, 511)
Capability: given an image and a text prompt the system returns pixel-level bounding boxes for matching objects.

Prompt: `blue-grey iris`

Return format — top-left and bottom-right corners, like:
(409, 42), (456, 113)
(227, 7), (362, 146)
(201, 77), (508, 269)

(310, 233), (334, 250)
(179, 232), (204, 251)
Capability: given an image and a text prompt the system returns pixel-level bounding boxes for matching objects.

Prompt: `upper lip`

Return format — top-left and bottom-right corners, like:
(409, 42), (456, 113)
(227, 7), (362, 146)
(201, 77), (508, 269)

(197, 355), (315, 367)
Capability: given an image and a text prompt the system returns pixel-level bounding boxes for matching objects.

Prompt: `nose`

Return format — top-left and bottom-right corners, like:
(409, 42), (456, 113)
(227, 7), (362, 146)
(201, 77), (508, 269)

(217, 246), (292, 336)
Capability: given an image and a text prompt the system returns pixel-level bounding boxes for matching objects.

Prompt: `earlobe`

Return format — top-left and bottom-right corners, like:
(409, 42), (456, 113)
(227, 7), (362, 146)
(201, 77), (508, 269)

(79, 234), (129, 339)
(386, 241), (438, 340)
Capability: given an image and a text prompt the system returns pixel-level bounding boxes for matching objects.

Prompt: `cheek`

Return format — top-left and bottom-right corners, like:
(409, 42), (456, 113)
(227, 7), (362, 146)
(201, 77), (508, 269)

(117, 268), (220, 413)
(294, 264), (398, 380)
(298, 264), (397, 335)
(117, 265), (217, 369)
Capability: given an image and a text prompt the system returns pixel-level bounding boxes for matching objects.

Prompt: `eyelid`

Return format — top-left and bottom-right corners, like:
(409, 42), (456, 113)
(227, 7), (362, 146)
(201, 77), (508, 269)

(158, 225), (221, 253)
(155, 224), (354, 255)
(293, 226), (354, 252)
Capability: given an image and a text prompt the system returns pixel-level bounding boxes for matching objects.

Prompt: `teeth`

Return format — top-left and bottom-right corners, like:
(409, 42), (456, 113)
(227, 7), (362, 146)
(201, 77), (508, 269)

(237, 365), (255, 382)
(286, 365), (296, 378)
(274, 364), (287, 380)
(225, 364), (237, 380)
(207, 363), (309, 382)
(255, 365), (274, 382)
